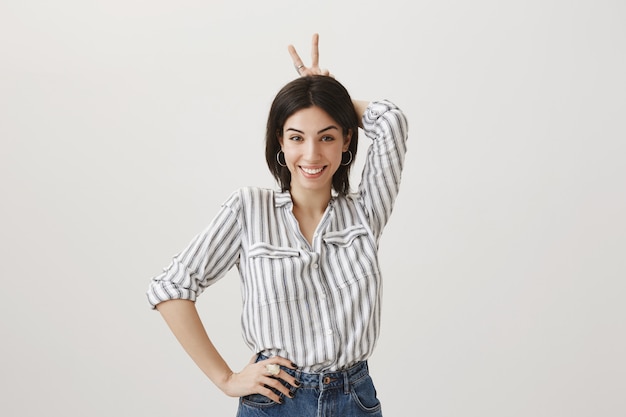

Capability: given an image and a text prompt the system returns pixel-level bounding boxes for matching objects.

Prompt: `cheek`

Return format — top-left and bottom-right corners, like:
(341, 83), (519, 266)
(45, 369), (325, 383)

(281, 149), (298, 170)
(282, 147), (294, 161)
(323, 152), (344, 176)
(330, 148), (345, 164)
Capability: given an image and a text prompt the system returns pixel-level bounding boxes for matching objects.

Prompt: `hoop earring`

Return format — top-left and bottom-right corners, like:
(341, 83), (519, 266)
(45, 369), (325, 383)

(276, 150), (287, 167)
(341, 150), (353, 166)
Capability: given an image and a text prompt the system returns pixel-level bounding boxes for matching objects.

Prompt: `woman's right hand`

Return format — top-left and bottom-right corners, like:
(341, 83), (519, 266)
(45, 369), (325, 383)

(220, 355), (300, 403)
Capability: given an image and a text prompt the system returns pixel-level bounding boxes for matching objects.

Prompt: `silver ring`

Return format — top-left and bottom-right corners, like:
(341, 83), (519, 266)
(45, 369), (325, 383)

(296, 64), (305, 73)
(265, 364), (280, 376)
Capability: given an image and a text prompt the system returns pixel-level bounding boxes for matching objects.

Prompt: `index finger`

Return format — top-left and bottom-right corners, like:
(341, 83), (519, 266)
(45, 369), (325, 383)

(310, 33), (320, 68)
(288, 44), (304, 68)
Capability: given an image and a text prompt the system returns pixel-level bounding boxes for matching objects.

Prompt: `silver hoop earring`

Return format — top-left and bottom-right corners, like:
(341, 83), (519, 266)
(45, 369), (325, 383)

(341, 150), (353, 166)
(276, 150), (287, 167)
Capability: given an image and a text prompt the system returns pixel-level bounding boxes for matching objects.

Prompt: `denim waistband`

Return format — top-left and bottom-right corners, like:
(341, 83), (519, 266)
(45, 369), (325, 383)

(257, 354), (369, 392)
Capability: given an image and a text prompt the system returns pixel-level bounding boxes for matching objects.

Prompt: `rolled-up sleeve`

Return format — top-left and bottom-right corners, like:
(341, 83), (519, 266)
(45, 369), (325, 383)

(146, 191), (242, 309)
(358, 100), (409, 238)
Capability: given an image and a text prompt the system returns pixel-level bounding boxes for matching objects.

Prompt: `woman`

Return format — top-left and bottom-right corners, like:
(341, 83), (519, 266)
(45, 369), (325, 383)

(147, 34), (408, 416)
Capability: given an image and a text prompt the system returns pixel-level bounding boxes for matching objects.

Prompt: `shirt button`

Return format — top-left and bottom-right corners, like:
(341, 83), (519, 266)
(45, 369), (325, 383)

(326, 329), (333, 335)
(312, 263), (319, 269)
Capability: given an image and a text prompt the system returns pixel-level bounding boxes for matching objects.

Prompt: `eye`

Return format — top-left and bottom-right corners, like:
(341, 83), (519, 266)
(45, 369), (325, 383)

(321, 135), (335, 142)
(289, 135), (303, 142)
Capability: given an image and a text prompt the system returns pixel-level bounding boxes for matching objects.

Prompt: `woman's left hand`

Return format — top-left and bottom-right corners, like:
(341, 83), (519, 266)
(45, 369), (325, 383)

(288, 33), (333, 77)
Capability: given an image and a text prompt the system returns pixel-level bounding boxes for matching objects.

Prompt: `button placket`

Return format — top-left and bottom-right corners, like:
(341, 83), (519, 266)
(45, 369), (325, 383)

(311, 211), (339, 356)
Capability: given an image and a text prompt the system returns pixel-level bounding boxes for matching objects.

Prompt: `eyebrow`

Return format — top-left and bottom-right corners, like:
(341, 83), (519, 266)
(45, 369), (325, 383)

(285, 125), (339, 134)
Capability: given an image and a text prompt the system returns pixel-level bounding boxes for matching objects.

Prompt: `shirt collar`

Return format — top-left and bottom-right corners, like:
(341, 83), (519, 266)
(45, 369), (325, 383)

(274, 190), (293, 208)
(273, 190), (338, 208)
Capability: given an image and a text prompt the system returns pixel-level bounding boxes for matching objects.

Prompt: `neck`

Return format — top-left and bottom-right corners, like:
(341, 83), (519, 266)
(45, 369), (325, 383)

(289, 186), (332, 215)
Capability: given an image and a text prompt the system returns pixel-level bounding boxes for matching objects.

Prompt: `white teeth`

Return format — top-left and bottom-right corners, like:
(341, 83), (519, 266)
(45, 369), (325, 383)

(301, 167), (323, 174)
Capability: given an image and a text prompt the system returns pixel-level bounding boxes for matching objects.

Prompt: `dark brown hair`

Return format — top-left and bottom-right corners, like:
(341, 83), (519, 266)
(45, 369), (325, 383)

(265, 75), (359, 195)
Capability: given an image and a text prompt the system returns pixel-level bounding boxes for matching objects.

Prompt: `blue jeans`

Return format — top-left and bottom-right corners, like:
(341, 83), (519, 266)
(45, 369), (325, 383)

(236, 355), (383, 417)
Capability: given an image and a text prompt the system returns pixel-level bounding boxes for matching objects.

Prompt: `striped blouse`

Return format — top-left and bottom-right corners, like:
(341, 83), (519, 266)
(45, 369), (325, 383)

(147, 100), (409, 372)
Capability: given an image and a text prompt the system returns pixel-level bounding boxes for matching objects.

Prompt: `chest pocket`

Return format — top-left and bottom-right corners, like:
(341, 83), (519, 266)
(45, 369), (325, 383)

(248, 242), (302, 305)
(323, 225), (369, 247)
(323, 225), (379, 289)
(249, 243), (300, 259)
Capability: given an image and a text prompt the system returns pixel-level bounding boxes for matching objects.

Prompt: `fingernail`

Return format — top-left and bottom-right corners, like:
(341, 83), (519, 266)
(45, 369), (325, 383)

(294, 380), (302, 387)
(277, 398), (283, 404)
(288, 391), (296, 398)
(291, 362), (298, 368)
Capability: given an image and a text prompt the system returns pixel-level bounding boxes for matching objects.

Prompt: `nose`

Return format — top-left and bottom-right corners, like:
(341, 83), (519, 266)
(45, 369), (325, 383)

(303, 139), (321, 160)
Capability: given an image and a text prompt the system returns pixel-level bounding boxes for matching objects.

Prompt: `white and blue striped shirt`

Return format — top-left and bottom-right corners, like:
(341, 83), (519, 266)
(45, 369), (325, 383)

(147, 100), (409, 372)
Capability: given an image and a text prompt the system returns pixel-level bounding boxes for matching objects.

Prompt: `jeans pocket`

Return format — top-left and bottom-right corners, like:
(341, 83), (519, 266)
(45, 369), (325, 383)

(240, 393), (279, 409)
(350, 375), (382, 413)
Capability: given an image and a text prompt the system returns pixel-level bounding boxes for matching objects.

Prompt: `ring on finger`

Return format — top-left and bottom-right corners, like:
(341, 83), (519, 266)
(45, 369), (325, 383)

(295, 64), (305, 73)
(265, 364), (280, 376)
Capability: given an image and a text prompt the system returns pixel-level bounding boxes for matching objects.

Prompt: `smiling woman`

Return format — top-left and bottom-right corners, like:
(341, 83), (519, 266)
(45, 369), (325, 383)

(146, 33), (409, 417)
(281, 106), (349, 192)
(282, 106), (348, 189)
(265, 72), (361, 198)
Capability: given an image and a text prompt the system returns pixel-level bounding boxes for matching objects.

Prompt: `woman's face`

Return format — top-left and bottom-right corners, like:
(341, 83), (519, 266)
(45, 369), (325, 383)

(280, 106), (351, 195)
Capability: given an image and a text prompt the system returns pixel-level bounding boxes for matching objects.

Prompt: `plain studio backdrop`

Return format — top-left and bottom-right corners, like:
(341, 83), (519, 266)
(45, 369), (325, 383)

(1, 1), (624, 416)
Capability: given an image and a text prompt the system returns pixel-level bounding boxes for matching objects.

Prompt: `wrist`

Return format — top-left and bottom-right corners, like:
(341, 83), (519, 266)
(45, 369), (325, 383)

(216, 370), (237, 396)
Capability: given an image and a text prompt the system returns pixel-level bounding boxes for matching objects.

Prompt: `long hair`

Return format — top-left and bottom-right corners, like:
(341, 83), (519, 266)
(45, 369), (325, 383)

(265, 75), (359, 195)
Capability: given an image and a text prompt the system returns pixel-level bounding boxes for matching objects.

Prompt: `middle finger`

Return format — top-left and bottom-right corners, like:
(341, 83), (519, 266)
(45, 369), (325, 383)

(264, 374), (296, 399)
(276, 368), (300, 390)
(310, 33), (320, 68)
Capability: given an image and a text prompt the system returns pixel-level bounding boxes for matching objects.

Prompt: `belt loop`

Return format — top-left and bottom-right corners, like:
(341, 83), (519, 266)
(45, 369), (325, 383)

(343, 369), (350, 395)
(295, 369), (302, 387)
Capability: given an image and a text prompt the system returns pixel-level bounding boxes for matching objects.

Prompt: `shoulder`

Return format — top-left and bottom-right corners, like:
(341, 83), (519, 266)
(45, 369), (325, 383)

(332, 192), (363, 213)
(224, 186), (288, 209)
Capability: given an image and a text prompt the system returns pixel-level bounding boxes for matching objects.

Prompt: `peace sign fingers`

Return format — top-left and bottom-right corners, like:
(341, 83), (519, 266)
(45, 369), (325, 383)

(288, 33), (333, 77)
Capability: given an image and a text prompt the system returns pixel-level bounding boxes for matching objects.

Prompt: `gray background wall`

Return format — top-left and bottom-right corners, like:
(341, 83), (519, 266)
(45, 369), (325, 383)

(1, 1), (624, 416)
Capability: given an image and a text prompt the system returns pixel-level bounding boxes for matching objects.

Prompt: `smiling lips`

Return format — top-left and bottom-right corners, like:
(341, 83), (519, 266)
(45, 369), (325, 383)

(300, 166), (325, 176)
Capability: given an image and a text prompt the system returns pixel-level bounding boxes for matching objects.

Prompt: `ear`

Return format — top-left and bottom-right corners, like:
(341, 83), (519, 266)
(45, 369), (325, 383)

(277, 128), (283, 147)
(343, 129), (352, 152)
